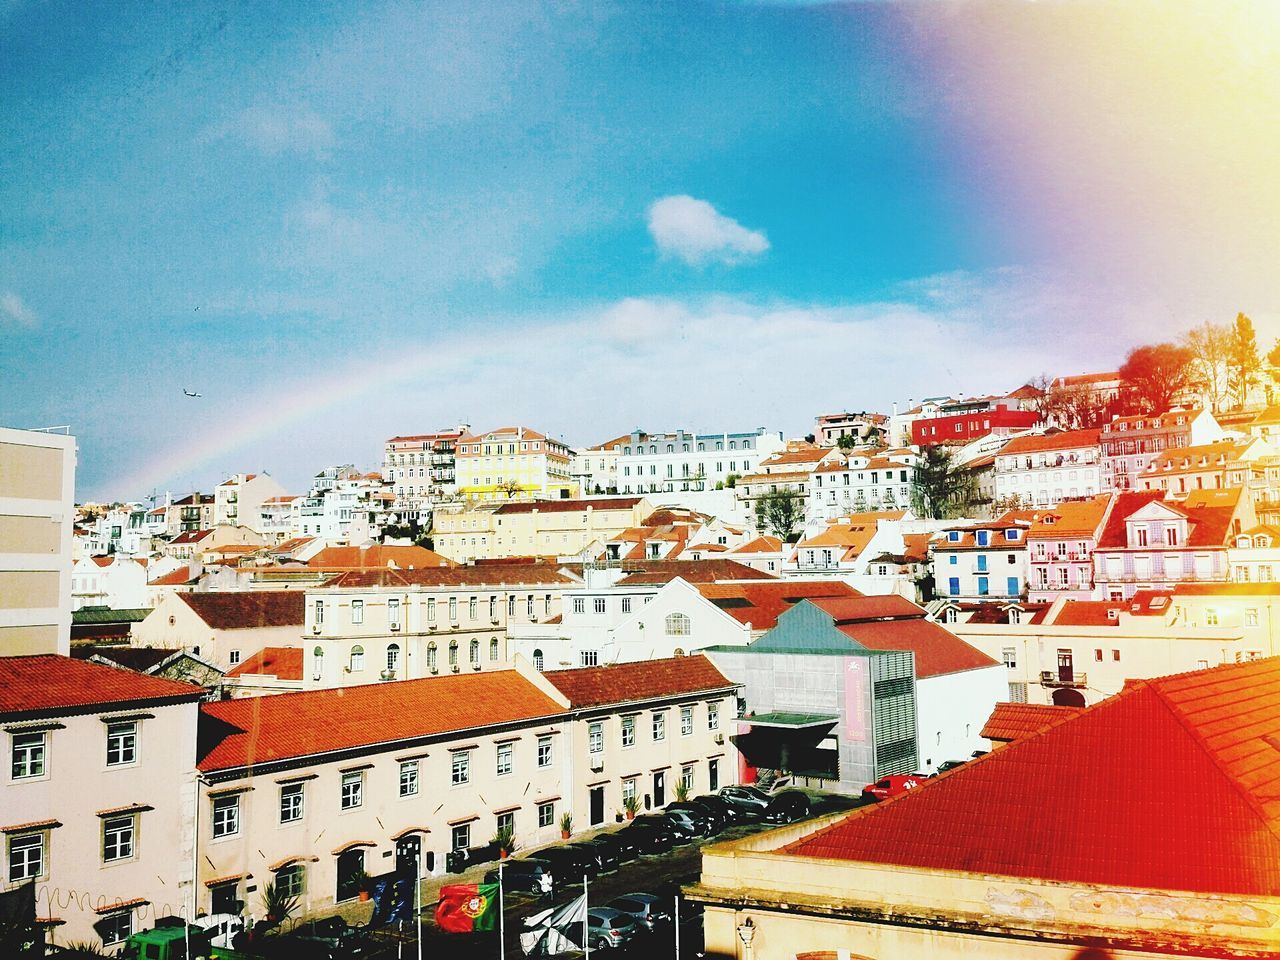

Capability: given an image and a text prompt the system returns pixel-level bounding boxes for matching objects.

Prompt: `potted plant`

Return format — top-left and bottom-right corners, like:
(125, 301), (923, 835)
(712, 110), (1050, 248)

(559, 812), (573, 840)
(493, 825), (516, 859)
(675, 781), (690, 803)
(261, 880), (299, 925)
(623, 795), (640, 820)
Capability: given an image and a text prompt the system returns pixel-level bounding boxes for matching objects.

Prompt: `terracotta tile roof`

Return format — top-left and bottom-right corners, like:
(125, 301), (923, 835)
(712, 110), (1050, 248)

(1026, 495), (1111, 539)
(697, 581), (862, 629)
(170, 529), (213, 544)
(997, 428), (1100, 456)
(958, 601), (1052, 624)
(72, 645), (179, 672)
(495, 497), (644, 514)
(309, 545), (453, 569)
(1250, 406), (1280, 427)
(263, 495), (300, 504)
(756, 447), (833, 467)
(1127, 589), (1175, 614)
(90, 556), (113, 567)
(899, 533), (931, 564)
(321, 564), (578, 589)
(1169, 582), (1280, 597)
(782, 658), (1280, 897)
(980, 702), (1085, 742)
(805, 597), (999, 678)
(729, 536), (783, 555)
(198, 669), (566, 772)
(641, 508), (710, 526)
(149, 567), (197, 586)
(1048, 600), (1126, 627)
(179, 591), (306, 629)
(1095, 491), (1169, 548)
(614, 560), (776, 585)
(226, 647), (303, 680)
(1104, 408), (1201, 431)
(543, 655), (737, 708)
(1003, 384), (1043, 400)
(1143, 439), (1253, 475)
(0, 655), (204, 717)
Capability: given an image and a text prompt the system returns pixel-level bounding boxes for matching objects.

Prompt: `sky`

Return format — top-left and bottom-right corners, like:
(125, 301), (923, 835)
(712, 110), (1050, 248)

(2, 1), (1278, 501)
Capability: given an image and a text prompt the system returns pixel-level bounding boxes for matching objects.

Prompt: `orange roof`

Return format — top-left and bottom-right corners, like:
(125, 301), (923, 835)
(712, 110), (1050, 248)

(150, 567), (196, 586)
(980, 702), (1086, 742)
(1251, 406), (1280, 427)
(756, 447), (833, 467)
(696, 581), (861, 629)
(1048, 600), (1127, 627)
(198, 669), (566, 771)
(614, 560), (776, 585)
(179, 591), (305, 629)
(544, 655), (736, 708)
(730, 536), (783, 555)
(309, 545), (453, 569)
(782, 657), (1280, 896)
(998, 428), (1100, 456)
(1143, 439), (1253, 475)
(226, 647), (303, 680)
(1026, 495), (1111, 539)
(321, 564), (577, 589)
(0, 655), (204, 717)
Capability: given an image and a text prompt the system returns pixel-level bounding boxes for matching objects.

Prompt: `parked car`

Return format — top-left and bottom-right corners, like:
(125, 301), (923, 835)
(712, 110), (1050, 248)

(717, 785), (771, 816)
(586, 907), (639, 950)
(567, 840), (619, 874)
(537, 844), (601, 881)
(290, 915), (372, 956)
(484, 857), (554, 895)
(666, 800), (723, 834)
(861, 773), (928, 801)
(937, 759), (968, 774)
(607, 892), (673, 932)
(584, 831), (638, 863)
(762, 790), (811, 824)
(693, 793), (744, 825)
(623, 819), (677, 856)
(658, 808), (707, 838)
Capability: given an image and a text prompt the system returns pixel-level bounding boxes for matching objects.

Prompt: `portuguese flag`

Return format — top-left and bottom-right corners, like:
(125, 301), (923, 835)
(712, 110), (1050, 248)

(435, 882), (500, 933)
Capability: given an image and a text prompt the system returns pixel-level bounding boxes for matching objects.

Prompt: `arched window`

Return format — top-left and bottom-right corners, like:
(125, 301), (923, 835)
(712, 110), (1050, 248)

(673, 647), (685, 657)
(469, 639), (480, 665)
(490, 637), (499, 661)
(665, 613), (691, 636)
(533, 649), (544, 671)
(427, 642), (437, 673)
(312, 646), (324, 681)
(386, 643), (400, 672)
(449, 640), (459, 667)
(666, 444), (674, 453)
(349, 645), (364, 672)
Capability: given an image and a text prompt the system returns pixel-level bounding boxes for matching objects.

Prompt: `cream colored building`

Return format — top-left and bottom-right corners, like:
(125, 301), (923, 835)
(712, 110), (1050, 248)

(454, 425), (575, 502)
(132, 591), (306, 671)
(0, 425), (76, 656)
(213, 472), (288, 532)
(432, 496), (652, 562)
(1, 655), (204, 950)
(299, 564), (579, 688)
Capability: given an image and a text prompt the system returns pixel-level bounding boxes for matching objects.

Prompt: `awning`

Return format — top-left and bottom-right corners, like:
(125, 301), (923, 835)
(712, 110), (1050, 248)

(743, 712), (838, 729)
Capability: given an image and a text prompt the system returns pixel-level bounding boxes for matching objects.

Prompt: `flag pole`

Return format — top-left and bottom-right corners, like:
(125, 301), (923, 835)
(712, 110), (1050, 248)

(499, 860), (506, 960)
(583, 873), (590, 958)
(416, 852), (423, 960)
(674, 893), (680, 959)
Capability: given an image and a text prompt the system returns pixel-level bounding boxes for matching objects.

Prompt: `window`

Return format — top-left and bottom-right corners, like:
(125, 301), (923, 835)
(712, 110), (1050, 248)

(538, 802), (555, 828)
(351, 600), (364, 624)
(665, 613), (690, 636)
(976, 555), (988, 572)
(470, 639), (481, 665)
(681, 704), (693, 736)
(621, 715), (636, 748)
(622, 778), (637, 803)
(103, 815), (135, 862)
(427, 598), (436, 621)
(589, 721), (603, 754)
(496, 811), (515, 835)
(98, 910), (133, 946)
(1112, 649), (1121, 661)
(11, 731), (46, 779)
(579, 650), (599, 667)
(276, 864), (305, 898)
(537, 735), (553, 768)
(490, 637), (500, 661)
(8, 832), (43, 882)
(1002, 647), (1017, 669)
(452, 751), (471, 785)
(508, 595), (516, 616)
(427, 643), (438, 672)
(341, 771), (364, 810)
(449, 597), (458, 621)
(532, 649), (544, 671)
(709, 757), (720, 792)
(652, 712), (666, 741)
(349, 645), (364, 671)
(496, 742), (513, 776)
(315, 599), (324, 626)
(212, 795), (239, 838)
(708, 700), (720, 730)
(573, 597), (585, 614)
(681, 764), (694, 792)
(1247, 608), (1260, 627)
(400, 760), (420, 797)
(1206, 608), (1220, 626)
(490, 596), (498, 619)
(1094, 648), (1104, 662)
(621, 597), (631, 614)
(388, 598), (401, 628)
(228, 650), (241, 666)
(386, 643), (400, 673)
(280, 783), (304, 823)
(449, 640), (459, 667)
(451, 824), (470, 851)
(469, 596), (478, 619)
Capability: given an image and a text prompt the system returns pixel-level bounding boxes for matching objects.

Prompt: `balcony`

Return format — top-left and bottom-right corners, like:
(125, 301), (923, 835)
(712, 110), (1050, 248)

(1093, 570), (1227, 583)
(1040, 670), (1087, 689)
(1034, 581), (1089, 592)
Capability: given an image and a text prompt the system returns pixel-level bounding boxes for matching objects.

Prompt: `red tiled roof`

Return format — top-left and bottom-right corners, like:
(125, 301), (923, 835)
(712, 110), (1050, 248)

(170, 530), (212, 544)
(614, 560), (776, 585)
(227, 647), (303, 680)
(198, 669), (566, 772)
(980, 702), (1085, 742)
(1048, 600), (1127, 627)
(309, 545), (453, 569)
(697, 581), (862, 630)
(543, 655), (737, 708)
(1095, 491), (1169, 548)
(782, 657), (1280, 897)
(998, 428), (1100, 455)
(0, 655), (204, 717)
(730, 536), (783, 555)
(494, 497), (644, 514)
(150, 567), (196, 586)
(321, 564), (578, 589)
(1026, 495), (1111, 539)
(813, 604), (1000, 679)
(179, 591), (306, 629)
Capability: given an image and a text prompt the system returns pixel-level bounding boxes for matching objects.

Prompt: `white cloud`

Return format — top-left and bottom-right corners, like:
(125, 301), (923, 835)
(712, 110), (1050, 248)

(0, 291), (36, 328)
(202, 106), (336, 157)
(647, 195), (770, 267)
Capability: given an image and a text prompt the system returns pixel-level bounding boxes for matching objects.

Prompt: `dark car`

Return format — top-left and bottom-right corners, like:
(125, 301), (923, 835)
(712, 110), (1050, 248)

(292, 916), (372, 955)
(693, 793), (743, 825)
(717, 784), (771, 816)
(634, 812), (695, 841)
(584, 831), (638, 863)
(607, 892), (673, 932)
(536, 844), (601, 881)
(567, 840), (619, 874)
(937, 759), (967, 774)
(762, 790), (811, 824)
(623, 819), (677, 856)
(678, 798), (730, 832)
(657, 808), (705, 839)
(664, 802), (717, 834)
(484, 857), (554, 895)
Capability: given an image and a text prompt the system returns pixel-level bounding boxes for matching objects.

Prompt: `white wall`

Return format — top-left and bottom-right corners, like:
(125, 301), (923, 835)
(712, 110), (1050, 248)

(915, 665), (1007, 771)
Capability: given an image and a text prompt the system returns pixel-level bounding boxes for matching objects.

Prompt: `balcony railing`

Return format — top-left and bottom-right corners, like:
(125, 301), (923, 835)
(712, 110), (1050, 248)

(1032, 581), (1090, 592)
(1093, 571), (1227, 583)
(1040, 670), (1087, 689)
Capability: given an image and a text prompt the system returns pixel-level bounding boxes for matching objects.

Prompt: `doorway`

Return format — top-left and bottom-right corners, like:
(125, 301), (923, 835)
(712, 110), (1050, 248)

(589, 786), (605, 827)
(653, 770), (665, 808)
(396, 835), (422, 876)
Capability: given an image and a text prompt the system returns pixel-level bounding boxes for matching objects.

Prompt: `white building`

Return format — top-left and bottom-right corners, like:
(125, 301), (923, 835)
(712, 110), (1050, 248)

(932, 512), (1035, 602)
(70, 556), (149, 611)
(992, 427), (1102, 508)
(807, 448), (918, 525)
(616, 427), (785, 496)
(214, 473), (288, 531)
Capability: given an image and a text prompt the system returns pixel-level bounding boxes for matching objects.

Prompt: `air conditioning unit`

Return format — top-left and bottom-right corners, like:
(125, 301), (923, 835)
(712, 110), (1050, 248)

(390, 623), (401, 632)
(472, 663), (481, 671)
(451, 664), (460, 673)
(380, 669), (396, 681)
(589, 757), (604, 772)
(428, 623), (437, 631)
(713, 733), (725, 745)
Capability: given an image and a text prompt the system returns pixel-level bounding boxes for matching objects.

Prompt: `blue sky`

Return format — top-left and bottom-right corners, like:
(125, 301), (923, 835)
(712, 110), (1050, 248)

(3, 2), (1276, 499)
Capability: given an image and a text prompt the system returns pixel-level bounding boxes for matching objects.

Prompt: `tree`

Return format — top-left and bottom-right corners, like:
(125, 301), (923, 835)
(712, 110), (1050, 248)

(498, 479), (523, 499)
(1226, 312), (1261, 409)
(1182, 320), (1231, 413)
(755, 489), (806, 542)
(836, 433), (858, 452)
(1118, 342), (1195, 414)
(910, 445), (979, 519)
